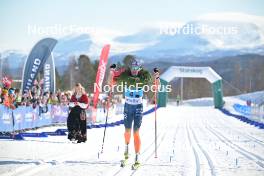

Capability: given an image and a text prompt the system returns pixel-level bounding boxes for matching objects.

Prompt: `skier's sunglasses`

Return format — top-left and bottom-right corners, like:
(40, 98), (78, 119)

(131, 66), (141, 71)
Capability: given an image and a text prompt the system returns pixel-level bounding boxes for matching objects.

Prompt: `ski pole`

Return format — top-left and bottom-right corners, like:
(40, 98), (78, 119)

(100, 73), (114, 154)
(154, 78), (158, 158)
(100, 92), (111, 153)
(153, 67), (159, 158)
(12, 111), (15, 139)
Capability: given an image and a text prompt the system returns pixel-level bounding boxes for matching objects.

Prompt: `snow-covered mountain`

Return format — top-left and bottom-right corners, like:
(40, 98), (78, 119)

(52, 34), (94, 69)
(1, 12), (264, 70)
(1, 50), (27, 69)
(113, 13), (264, 61)
(1, 34), (95, 73)
(114, 28), (160, 44)
(54, 34), (93, 55)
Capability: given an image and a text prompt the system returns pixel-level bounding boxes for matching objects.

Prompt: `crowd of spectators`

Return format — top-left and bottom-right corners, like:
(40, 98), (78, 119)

(0, 77), (72, 110)
(0, 77), (123, 111)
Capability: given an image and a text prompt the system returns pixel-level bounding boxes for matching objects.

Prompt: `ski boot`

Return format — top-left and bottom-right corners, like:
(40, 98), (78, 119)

(131, 153), (140, 170)
(120, 145), (129, 167)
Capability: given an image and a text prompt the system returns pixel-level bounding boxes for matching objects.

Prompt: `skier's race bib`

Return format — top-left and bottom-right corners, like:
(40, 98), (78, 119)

(125, 89), (143, 105)
(125, 97), (143, 105)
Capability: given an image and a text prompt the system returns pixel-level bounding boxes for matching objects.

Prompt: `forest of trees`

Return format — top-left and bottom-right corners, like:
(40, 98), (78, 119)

(2, 54), (264, 100)
(55, 54), (137, 93)
(56, 55), (98, 92)
(147, 54), (264, 100)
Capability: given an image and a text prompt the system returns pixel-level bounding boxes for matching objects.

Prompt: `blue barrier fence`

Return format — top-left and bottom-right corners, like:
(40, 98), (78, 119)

(0, 105), (159, 140)
(0, 104), (69, 132)
(219, 108), (264, 129)
(233, 104), (251, 116)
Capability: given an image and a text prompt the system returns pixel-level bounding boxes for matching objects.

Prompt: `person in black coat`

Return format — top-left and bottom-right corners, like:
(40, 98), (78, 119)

(67, 83), (89, 143)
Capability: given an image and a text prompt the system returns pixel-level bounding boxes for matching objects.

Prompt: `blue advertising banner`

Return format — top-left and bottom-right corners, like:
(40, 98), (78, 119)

(0, 105), (69, 132)
(43, 54), (56, 93)
(22, 38), (57, 93)
(233, 104), (251, 116)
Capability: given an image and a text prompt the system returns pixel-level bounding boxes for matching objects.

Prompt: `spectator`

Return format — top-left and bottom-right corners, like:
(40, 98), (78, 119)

(49, 92), (59, 105)
(56, 89), (62, 103)
(14, 88), (22, 107)
(67, 83), (89, 143)
(60, 93), (69, 106)
(176, 94), (181, 106)
(0, 87), (2, 103)
(4, 88), (16, 110)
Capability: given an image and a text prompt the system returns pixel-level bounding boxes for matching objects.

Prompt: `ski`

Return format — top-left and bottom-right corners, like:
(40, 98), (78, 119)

(131, 162), (141, 170)
(72, 141), (77, 144)
(120, 159), (128, 167)
(120, 145), (129, 167)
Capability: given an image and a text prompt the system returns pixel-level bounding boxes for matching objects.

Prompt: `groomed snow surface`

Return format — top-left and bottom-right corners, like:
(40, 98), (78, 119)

(0, 99), (264, 176)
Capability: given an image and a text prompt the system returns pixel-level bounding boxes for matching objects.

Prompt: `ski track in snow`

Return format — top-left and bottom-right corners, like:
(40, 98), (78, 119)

(186, 125), (200, 176)
(216, 113), (264, 147)
(0, 105), (264, 176)
(203, 111), (264, 168)
(206, 126), (264, 168)
(111, 118), (170, 176)
(188, 125), (216, 176)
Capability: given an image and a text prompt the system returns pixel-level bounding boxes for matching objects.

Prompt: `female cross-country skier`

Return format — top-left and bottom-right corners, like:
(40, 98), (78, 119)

(109, 59), (154, 169)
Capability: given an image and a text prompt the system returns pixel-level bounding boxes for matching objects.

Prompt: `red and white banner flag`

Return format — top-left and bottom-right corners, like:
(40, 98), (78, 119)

(92, 44), (111, 121)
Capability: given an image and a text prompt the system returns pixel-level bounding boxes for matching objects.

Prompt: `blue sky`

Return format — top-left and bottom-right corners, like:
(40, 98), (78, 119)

(0, 0), (264, 51)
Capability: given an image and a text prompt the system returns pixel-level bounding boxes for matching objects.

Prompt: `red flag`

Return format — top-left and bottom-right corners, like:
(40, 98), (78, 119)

(92, 45), (111, 121)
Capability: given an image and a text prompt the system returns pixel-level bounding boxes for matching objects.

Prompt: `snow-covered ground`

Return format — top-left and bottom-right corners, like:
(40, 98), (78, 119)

(0, 99), (264, 176)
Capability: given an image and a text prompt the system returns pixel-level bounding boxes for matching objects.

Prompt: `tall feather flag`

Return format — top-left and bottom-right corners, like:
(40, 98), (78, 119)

(92, 45), (111, 122)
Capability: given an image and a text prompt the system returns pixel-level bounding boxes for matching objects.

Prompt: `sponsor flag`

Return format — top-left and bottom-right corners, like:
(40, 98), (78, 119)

(92, 45), (110, 122)
(43, 54), (56, 93)
(22, 38), (57, 93)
